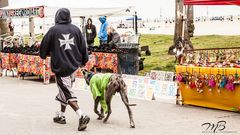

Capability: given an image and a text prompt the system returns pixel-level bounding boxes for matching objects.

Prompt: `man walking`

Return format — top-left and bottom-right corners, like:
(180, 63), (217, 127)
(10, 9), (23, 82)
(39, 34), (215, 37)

(40, 8), (90, 131)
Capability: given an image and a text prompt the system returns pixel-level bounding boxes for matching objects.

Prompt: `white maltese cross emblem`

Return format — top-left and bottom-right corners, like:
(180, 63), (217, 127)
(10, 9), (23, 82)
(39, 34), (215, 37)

(59, 34), (75, 51)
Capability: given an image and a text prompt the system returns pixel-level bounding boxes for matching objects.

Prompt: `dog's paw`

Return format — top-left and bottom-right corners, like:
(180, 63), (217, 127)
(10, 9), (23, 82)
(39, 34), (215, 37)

(100, 114), (105, 118)
(103, 119), (108, 123)
(130, 122), (135, 128)
(97, 117), (103, 120)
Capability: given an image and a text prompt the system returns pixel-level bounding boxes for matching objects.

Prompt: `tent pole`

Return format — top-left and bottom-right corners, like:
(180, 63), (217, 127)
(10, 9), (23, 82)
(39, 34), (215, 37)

(29, 16), (35, 37)
(29, 16), (35, 46)
(80, 16), (87, 46)
(42, 17), (46, 34)
(133, 13), (135, 34)
(134, 11), (138, 35)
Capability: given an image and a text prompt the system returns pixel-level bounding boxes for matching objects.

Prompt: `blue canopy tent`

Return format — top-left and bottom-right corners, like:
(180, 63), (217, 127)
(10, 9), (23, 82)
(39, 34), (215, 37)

(124, 12), (140, 34)
(126, 17), (142, 21)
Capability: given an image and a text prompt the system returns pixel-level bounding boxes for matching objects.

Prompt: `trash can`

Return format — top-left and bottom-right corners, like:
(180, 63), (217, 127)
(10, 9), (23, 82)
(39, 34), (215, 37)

(116, 43), (139, 75)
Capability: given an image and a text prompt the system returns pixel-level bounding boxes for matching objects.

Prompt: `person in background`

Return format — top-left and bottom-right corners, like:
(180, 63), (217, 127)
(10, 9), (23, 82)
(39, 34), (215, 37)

(85, 18), (97, 47)
(107, 25), (121, 45)
(98, 16), (108, 45)
(40, 8), (90, 131)
(8, 20), (14, 36)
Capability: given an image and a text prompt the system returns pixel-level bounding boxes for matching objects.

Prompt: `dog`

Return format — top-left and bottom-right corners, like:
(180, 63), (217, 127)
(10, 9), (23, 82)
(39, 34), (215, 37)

(82, 69), (136, 128)
(168, 38), (194, 64)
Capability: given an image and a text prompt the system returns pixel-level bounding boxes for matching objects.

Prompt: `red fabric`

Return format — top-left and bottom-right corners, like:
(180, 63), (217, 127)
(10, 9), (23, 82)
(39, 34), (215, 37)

(184, 0), (240, 5)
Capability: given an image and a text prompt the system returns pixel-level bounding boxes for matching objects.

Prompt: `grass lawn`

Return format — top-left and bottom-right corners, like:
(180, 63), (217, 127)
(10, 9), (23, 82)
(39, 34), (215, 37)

(34, 33), (240, 76)
(139, 34), (240, 75)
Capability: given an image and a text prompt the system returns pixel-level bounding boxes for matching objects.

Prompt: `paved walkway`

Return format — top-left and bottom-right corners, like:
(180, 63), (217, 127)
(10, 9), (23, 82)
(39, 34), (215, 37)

(0, 77), (240, 135)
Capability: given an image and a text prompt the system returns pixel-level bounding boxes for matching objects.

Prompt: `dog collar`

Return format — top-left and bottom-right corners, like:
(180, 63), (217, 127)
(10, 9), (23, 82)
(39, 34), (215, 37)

(87, 72), (94, 82)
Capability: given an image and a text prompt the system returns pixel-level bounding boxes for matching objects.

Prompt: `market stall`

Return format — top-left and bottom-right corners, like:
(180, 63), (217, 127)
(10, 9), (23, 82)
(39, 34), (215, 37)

(176, 64), (240, 112)
(16, 52), (117, 84)
(0, 0), (135, 82)
(17, 54), (94, 84)
(0, 52), (18, 76)
(92, 52), (118, 73)
(17, 54), (52, 84)
(175, 0), (240, 112)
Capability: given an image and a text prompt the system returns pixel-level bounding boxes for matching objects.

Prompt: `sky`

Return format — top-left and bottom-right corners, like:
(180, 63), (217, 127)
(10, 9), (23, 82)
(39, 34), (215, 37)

(7, 0), (240, 19)
(116, 0), (240, 19)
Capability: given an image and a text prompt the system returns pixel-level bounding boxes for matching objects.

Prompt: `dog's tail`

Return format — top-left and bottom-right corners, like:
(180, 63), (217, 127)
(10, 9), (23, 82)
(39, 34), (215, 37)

(119, 90), (137, 106)
(117, 77), (137, 106)
(127, 103), (137, 106)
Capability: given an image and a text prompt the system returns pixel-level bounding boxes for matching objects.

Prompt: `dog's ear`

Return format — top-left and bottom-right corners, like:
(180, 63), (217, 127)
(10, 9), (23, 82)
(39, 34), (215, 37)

(82, 69), (88, 75)
(82, 70), (90, 85)
(81, 70), (88, 80)
(81, 69), (94, 86)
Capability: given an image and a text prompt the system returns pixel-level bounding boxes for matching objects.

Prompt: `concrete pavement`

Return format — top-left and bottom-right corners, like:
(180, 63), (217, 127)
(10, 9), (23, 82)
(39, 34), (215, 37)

(0, 76), (240, 135)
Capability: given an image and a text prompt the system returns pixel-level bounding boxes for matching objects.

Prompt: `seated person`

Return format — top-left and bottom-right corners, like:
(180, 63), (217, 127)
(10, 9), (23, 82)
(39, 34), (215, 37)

(8, 21), (14, 36)
(107, 26), (121, 45)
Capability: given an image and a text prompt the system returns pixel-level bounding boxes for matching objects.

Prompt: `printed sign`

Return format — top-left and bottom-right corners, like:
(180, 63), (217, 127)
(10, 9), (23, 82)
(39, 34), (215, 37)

(122, 74), (177, 101)
(0, 6), (44, 18)
(73, 74), (177, 102)
(153, 81), (177, 99)
(150, 70), (175, 82)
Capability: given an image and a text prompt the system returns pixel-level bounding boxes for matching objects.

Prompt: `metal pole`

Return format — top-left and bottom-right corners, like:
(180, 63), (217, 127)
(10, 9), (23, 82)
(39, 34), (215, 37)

(134, 11), (138, 35)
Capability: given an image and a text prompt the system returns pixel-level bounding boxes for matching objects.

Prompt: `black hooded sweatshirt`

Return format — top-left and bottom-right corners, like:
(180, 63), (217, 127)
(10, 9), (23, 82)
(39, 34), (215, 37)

(40, 8), (88, 77)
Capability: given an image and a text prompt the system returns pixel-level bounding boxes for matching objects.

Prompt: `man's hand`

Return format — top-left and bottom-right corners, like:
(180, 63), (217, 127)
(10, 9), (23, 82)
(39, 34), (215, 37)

(80, 65), (85, 69)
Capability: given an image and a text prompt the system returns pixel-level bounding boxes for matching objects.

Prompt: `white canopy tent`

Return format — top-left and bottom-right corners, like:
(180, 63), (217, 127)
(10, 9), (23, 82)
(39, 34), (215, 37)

(1, 0), (134, 18)
(0, 0), (135, 43)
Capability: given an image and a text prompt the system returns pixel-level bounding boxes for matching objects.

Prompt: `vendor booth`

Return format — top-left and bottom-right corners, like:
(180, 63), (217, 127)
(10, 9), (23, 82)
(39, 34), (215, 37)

(0, 0), (137, 83)
(0, 52), (18, 76)
(176, 0), (240, 112)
